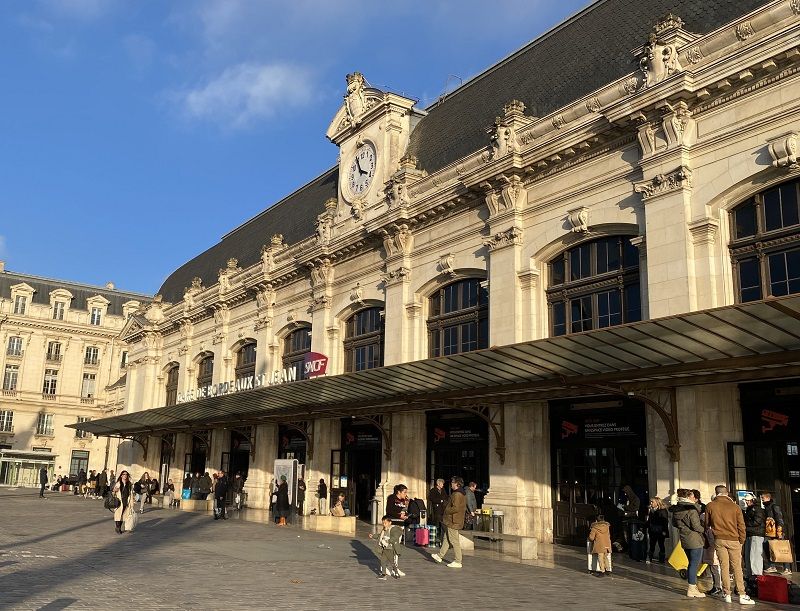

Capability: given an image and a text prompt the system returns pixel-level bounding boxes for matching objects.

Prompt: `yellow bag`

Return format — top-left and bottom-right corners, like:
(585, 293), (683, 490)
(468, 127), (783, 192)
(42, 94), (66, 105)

(668, 541), (708, 578)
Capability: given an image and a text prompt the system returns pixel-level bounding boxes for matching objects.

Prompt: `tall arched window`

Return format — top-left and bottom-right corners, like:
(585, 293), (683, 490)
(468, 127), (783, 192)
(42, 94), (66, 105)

(283, 327), (311, 380)
(730, 177), (800, 302)
(547, 236), (641, 336)
(197, 354), (214, 390)
(344, 307), (384, 372)
(165, 365), (179, 406)
(235, 342), (256, 381)
(428, 278), (488, 357)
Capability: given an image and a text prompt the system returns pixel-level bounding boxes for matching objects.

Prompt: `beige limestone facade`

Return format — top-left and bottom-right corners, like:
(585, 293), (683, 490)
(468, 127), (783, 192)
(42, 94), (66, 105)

(0, 264), (144, 486)
(108, 2), (800, 546)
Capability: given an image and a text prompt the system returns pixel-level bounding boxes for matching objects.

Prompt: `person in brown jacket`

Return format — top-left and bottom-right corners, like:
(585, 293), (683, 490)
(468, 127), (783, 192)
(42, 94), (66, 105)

(589, 515), (612, 576)
(430, 476), (466, 568)
(705, 485), (755, 605)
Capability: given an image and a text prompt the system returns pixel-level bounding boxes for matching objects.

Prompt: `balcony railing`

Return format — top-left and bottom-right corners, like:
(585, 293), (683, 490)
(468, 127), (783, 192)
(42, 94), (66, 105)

(41, 393), (56, 401)
(45, 353), (63, 362)
(0, 424), (13, 433)
(1, 389), (18, 397)
(84, 359), (99, 367)
(5, 350), (23, 358)
(35, 428), (54, 436)
(80, 397), (95, 405)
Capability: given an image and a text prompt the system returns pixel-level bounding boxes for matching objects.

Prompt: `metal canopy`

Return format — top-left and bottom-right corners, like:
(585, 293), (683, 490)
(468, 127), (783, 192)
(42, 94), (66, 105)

(70, 296), (800, 437)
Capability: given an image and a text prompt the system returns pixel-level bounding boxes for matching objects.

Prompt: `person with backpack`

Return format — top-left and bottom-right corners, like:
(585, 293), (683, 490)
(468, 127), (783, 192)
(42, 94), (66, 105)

(430, 476), (466, 568)
(761, 491), (792, 576)
(670, 489), (706, 598)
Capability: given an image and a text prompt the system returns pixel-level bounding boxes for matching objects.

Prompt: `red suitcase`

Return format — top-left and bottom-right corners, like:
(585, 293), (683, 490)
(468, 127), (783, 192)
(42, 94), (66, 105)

(757, 574), (789, 604)
(415, 526), (430, 546)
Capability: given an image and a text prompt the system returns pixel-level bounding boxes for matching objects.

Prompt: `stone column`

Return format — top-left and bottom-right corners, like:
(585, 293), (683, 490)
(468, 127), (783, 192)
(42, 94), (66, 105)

(306, 419), (340, 514)
(244, 423), (278, 509)
(381, 224), (414, 365)
(688, 217), (721, 310)
(384, 413), (426, 501)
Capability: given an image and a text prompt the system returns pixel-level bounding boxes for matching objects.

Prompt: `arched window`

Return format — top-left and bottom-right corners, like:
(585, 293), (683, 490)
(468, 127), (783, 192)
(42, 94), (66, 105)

(165, 365), (179, 406)
(730, 177), (800, 302)
(344, 307), (384, 372)
(197, 354), (214, 390)
(428, 278), (488, 357)
(547, 236), (641, 336)
(283, 327), (311, 380)
(235, 342), (256, 381)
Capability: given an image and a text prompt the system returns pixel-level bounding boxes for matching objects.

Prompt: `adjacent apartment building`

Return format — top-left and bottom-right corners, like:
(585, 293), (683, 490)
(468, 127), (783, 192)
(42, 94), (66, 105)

(76, 0), (800, 549)
(0, 262), (146, 486)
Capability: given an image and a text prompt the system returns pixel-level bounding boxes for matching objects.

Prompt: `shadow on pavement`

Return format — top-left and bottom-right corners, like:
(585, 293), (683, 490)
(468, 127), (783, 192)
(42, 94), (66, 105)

(349, 539), (379, 573)
(37, 597), (78, 610)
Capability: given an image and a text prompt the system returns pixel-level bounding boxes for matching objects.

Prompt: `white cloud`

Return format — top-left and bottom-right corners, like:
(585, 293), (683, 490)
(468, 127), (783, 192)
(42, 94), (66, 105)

(175, 62), (314, 129)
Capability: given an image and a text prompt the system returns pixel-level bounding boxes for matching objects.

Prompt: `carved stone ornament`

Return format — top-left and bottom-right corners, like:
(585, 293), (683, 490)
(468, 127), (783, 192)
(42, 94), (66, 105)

(634, 166), (693, 201)
(735, 22), (755, 42)
(552, 114), (566, 130)
(385, 174), (410, 210)
(308, 259), (333, 289)
(488, 118), (520, 160)
(484, 227), (523, 251)
(177, 345), (189, 356)
(381, 266), (411, 286)
(255, 284), (276, 311)
(567, 206), (590, 233)
(631, 112), (657, 159)
(344, 72), (367, 126)
(686, 46), (703, 64)
(381, 224), (413, 258)
(638, 31), (683, 88)
(623, 77), (640, 95)
(767, 132), (798, 168)
(688, 218), (720, 246)
(438, 253), (456, 277)
(212, 333), (224, 345)
(349, 283), (364, 304)
(350, 199), (365, 221)
(178, 320), (193, 339)
(585, 97), (601, 113)
(661, 101), (694, 150)
(212, 304), (229, 327)
(792, 0), (800, 16)
(654, 13), (684, 34)
(315, 213), (333, 246)
(253, 313), (272, 331)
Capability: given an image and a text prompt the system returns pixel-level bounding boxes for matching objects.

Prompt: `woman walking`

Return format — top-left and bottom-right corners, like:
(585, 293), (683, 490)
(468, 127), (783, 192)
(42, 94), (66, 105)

(670, 488), (706, 598)
(275, 475), (290, 526)
(646, 496), (669, 563)
(112, 471), (134, 534)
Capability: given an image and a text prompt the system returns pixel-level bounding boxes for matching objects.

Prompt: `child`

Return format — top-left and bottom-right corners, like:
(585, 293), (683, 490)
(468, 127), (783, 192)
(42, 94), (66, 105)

(369, 515), (404, 580)
(589, 514), (612, 577)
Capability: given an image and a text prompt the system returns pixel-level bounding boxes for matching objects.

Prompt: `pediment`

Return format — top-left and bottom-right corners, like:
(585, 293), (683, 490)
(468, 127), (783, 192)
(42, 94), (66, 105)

(86, 294), (111, 306)
(119, 314), (148, 342)
(326, 72), (385, 144)
(10, 282), (36, 295)
(49, 288), (74, 301)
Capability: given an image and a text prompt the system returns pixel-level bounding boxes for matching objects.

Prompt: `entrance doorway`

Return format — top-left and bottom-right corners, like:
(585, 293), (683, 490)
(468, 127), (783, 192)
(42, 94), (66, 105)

(427, 411), (489, 500)
(737, 380), (800, 559)
(184, 432), (209, 475)
(550, 398), (648, 546)
(334, 421), (381, 520)
(278, 425), (307, 466)
(229, 430), (251, 479)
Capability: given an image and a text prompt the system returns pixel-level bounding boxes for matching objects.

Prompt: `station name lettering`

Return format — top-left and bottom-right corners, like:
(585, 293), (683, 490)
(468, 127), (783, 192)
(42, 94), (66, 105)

(176, 367), (298, 404)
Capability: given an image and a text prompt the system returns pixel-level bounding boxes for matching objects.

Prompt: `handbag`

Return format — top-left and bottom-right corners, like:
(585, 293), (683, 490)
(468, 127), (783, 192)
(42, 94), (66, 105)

(124, 509), (139, 533)
(769, 539), (793, 563)
(104, 494), (121, 512)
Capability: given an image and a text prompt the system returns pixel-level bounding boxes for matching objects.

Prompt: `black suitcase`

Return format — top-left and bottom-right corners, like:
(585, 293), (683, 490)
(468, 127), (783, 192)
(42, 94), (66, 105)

(628, 521), (648, 561)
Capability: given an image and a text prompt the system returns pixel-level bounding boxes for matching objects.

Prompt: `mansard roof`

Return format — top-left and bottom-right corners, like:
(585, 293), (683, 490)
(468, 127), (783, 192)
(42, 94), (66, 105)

(0, 269), (148, 316)
(157, 0), (770, 303)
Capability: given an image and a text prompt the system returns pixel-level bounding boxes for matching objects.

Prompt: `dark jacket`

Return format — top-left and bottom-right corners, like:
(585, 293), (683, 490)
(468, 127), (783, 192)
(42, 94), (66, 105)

(647, 507), (669, 535)
(198, 474), (213, 494)
(276, 481), (290, 511)
(214, 475), (229, 498)
(183, 475), (192, 489)
(670, 500), (705, 550)
(39, 468), (48, 485)
(428, 486), (448, 523)
(385, 493), (408, 521)
(763, 500), (785, 539)
(317, 481), (327, 499)
(98, 471), (108, 488)
(706, 494), (746, 543)
(744, 504), (765, 537)
(442, 489), (467, 530)
(77, 470), (87, 485)
(233, 476), (245, 493)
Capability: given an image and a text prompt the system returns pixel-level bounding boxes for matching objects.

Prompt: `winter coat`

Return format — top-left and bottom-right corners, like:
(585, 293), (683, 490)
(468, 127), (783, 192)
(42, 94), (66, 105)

(183, 475), (192, 490)
(113, 482), (134, 522)
(317, 482), (327, 499)
(464, 488), (477, 513)
(705, 494), (746, 543)
(39, 468), (48, 485)
(77, 470), (87, 485)
(647, 507), (669, 535)
(198, 474), (212, 494)
(98, 471), (108, 488)
(275, 481), (290, 511)
(588, 520), (612, 554)
(442, 489), (467, 530)
(214, 476), (229, 498)
(744, 505), (765, 537)
(232, 476), (245, 494)
(670, 500), (705, 550)
(428, 486), (448, 523)
(763, 500), (785, 540)
(385, 493), (408, 521)
(375, 525), (403, 557)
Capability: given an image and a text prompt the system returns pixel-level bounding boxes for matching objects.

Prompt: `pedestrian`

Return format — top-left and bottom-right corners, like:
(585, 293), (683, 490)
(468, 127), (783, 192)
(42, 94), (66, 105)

(428, 478), (447, 544)
(369, 515), (403, 580)
(39, 466), (48, 499)
(198, 471), (212, 500)
(618, 484), (641, 551)
(296, 476), (306, 515)
(97, 468), (109, 498)
(701, 502), (723, 597)
(163, 478), (176, 508)
(692, 489), (706, 514)
(705, 485), (755, 605)
(77, 469), (87, 495)
(182, 472), (192, 495)
(386, 484), (409, 525)
(214, 470), (229, 520)
(646, 496), (669, 563)
(588, 514), (612, 577)
(232, 472), (245, 510)
(331, 492), (350, 517)
(742, 493), (765, 578)
(190, 472), (201, 499)
(148, 477), (160, 503)
(317, 478), (328, 515)
(430, 476), (466, 568)
(112, 471), (134, 535)
(464, 482), (478, 530)
(669, 489), (706, 598)
(761, 491), (792, 576)
(275, 475), (290, 526)
(136, 473), (151, 512)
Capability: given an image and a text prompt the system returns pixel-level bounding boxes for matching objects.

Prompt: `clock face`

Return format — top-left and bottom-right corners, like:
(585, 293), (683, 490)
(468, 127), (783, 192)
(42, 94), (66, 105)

(347, 142), (376, 197)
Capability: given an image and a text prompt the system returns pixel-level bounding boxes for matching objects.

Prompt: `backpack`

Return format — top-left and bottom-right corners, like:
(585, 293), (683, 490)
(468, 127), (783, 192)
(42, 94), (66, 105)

(765, 517), (777, 538)
(133, 481), (142, 495)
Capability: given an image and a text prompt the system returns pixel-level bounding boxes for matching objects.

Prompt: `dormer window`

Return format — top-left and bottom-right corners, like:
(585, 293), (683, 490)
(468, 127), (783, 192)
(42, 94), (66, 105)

(53, 301), (65, 320)
(13, 295), (27, 315)
(90, 307), (102, 326)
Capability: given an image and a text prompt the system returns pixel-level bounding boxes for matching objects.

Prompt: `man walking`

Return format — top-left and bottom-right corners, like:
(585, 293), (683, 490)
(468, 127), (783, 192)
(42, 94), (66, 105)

(427, 478), (447, 544)
(431, 476), (466, 568)
(762, 491), (792, 576)
(742, 493), (765, 578)
(705, 485), (755, 605)
(39, 466), (48, 498)
(214, 470), (229, 520)
(464, 482), (478, 530)
(97, 468), (109, 498)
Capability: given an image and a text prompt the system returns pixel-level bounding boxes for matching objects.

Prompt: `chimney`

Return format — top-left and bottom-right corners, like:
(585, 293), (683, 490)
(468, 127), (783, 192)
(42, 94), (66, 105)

(0, 261), (5, 273)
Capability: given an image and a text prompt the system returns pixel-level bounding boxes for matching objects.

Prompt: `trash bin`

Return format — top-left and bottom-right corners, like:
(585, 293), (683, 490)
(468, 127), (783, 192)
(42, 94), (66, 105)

(370, 498), (380, 525)
(628, 519), (648, 561)
(490, 510), (504, 534)
(477, 508), (491, 531)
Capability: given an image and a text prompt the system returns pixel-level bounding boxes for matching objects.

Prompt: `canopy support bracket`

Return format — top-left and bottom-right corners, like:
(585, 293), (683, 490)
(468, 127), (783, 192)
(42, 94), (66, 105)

(451, 403), (506, 465)
(362, 414), (392, 461)
(283, 421), (314, 461)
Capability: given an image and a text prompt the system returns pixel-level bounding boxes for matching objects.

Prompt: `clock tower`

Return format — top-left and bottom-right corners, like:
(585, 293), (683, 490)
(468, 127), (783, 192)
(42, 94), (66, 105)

(326, 72), (425, 223)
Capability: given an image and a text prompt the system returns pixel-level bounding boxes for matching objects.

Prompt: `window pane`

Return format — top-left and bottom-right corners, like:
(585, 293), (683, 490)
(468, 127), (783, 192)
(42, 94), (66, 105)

(443, 326), (459, 356)
(764, 188), (782, 232)
(552, 301), (566, 336)
(788, 249), (800, 295)
(734, 201), (757, 239)
(769, 252), (789, 296)
(597, 290), (622, 328)
(430, 329), (440, 357)
(596, 238), (620, 274)
(782, 183), (799, 228)
(738, 258), (762, 302)
(570, 296), (593, 332)
(624, 284), (642, 323)
(430, 294), (440, 317)
(478, 315), (488, 349)
(623, 239), (639, 269)
(551, 258), (565, 285)
(570, 244), (590, 281)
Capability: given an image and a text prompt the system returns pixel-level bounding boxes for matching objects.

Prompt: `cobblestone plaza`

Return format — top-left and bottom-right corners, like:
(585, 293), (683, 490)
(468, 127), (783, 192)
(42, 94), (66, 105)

(0, 488), (794, 610)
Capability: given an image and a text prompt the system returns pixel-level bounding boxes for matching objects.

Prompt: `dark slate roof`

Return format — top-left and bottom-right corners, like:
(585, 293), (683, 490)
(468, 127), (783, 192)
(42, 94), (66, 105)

(0, 270), (149, 316)
(157, 0), (768, 303)
(158, 167), (338, 302)
(406, 0), (771, 172)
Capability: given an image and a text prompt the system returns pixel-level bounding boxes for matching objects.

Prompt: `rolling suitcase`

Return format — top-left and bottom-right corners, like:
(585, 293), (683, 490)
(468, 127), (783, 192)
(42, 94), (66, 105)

(415, 525), (430, 546)
(756, 575), (789, 604)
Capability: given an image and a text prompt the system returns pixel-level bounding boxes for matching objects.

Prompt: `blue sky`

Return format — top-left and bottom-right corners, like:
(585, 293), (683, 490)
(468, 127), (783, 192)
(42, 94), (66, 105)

(0, 0), (589, 296)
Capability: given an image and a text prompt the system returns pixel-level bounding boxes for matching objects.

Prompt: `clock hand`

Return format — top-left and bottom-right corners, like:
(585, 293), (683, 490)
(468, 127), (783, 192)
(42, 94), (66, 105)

(355, 156), (366, 175)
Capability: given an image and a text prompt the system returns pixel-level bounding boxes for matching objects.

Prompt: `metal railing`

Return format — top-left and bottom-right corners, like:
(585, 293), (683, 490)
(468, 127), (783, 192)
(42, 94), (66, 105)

(5, 349), (23, 358)
(45, 353), (63, 362)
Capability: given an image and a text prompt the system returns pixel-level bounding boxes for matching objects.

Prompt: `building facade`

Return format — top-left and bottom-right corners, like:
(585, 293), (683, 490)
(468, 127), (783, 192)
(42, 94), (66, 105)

(0, 263), (145, 485)
(98, 0), (800, 546)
